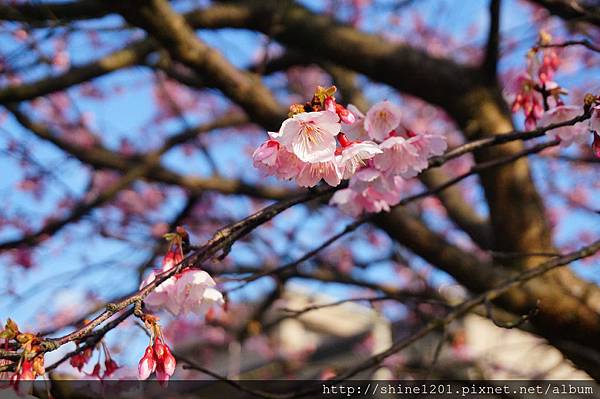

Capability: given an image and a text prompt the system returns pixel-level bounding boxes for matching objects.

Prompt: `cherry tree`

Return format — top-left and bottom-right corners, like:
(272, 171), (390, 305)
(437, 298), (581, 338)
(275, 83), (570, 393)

(0, 0), (600, 394)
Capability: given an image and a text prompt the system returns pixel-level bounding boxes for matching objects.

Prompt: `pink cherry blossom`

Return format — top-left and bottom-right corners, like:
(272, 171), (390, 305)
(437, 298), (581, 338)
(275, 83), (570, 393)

(296, 159), (342, 187)
(342, 104), (369, 141)
(330, 168), (404, 216)
(170, 270), (224, 316)
(350, 168), (404, 208)
(277, 111), (341, 163)
(337, 140), (382, 179)
(252, 139), (279, 175)
(329, 188), (363, 217)
(409, 132), (447, 158)
(539, 105), (588, 146)
(253, 139), (303, 179)
(140, 246), (223, 317)
(374, 136), (426, 177)
(364, 100), (402, 141)
(139, 270), (177, 311)
(274, 147), (304, 179)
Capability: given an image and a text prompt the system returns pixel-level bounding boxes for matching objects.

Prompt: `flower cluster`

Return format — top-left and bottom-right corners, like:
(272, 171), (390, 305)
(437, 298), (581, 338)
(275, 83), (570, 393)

(536, 95), (600, 158)
(253, 86), (447, 216)
(0, 319), (45, 395)
(69, 341), (119, 379)
(140, 229), (224, 317)
(138, 326), (176, 385)
(512, 32), (564, 129)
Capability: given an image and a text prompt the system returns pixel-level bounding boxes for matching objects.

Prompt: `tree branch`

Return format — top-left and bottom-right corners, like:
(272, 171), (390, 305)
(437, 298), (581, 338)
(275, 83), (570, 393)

(528, 0), (600, 28)
(482, 0), (502, 82)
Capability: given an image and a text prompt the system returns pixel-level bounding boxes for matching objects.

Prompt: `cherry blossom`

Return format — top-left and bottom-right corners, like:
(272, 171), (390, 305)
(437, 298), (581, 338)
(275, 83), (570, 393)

(539, 105), (588, 146)
(329, 188), (363, 217)
(336, 135), (382, 179)
(364, 100), (402, 141)
(251, 88), (449, 216)
(252, 139), (303, 179)
(277, 111), (341, 163)
(296, 159), (342, 187)
(169, 270), (225, 316)
(374, 136), (426, 177)
(330, 168), (404, 216)
(141, 268), (224, 317)
(512, 33), (565, 129)
(140, 236), (223, 317)
(408, 131), (448, 158)
(342, 104), (369, 141)
(140, 269), (177, 312)
(252, 139), (279, 175)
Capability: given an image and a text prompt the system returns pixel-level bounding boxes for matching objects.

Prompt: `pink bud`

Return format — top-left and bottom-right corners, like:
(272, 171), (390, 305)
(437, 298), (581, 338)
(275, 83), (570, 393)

(138, 346), (156, 380)
(162, 246), (183, 271)
(161, 345), (177, 376)
(153, 337), (165, 359)
(336, 104), (356, 124)
(156, 364), (170, 387)
(324, 96), (336, 113)
(336, 133), (352, 148)
(91, 363), (101, 378)
(19, 360), (35, 380)
(104, 358), (119, 377)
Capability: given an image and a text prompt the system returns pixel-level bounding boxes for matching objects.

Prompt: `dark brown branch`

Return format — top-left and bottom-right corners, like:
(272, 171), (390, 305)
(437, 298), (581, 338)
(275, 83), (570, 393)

(529, 0), (600, 28)
(538, 39), (600, 53)
(0, 1), (108, 24)
(108, 0), (286, 131)
(482, 0), (502, 81)
(484, 297), (539, 329)
(0, 41), (155, 104)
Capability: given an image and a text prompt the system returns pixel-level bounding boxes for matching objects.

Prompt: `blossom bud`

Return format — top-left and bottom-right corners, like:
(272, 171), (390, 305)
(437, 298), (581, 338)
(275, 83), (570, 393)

(19, 360), (35, 380)
(138, 346), (156, 380)
(153, 337), (165, 359)
(91, 363), (101, 378)
(104, 358), (119, 377)
(156, 365), (170, 387)
(324, 96), (336, 113)
(70, 347), (92, 371)
(161, 345), (176, 377)
(335, 104), (356, 124)
(162, 246), (183, 271)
